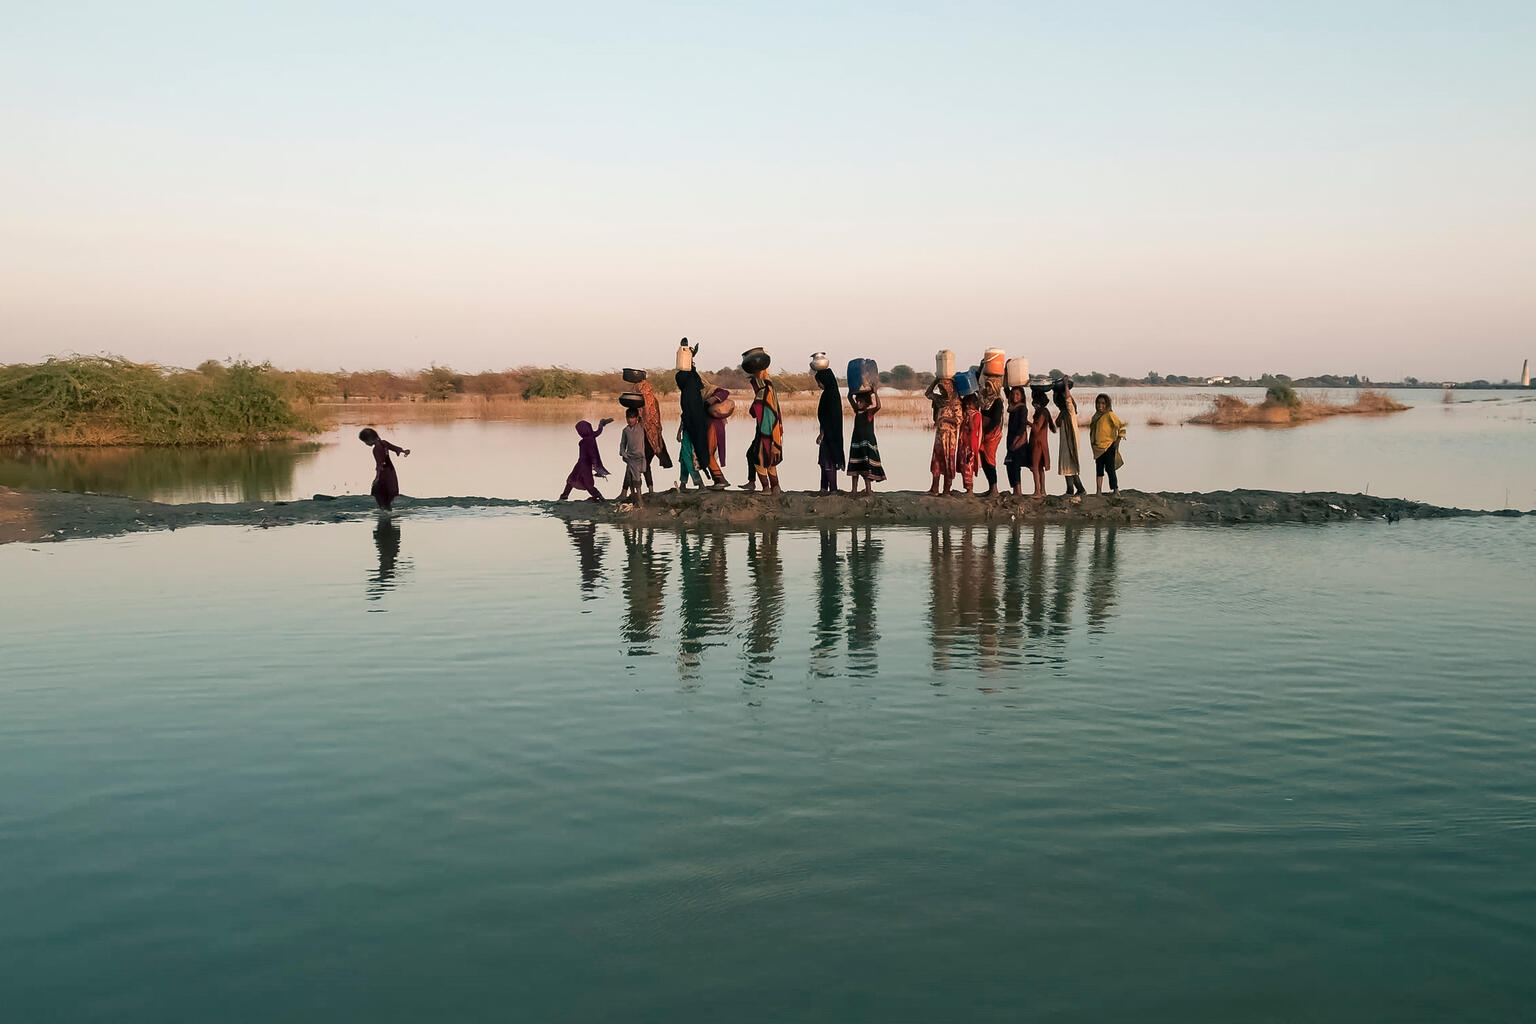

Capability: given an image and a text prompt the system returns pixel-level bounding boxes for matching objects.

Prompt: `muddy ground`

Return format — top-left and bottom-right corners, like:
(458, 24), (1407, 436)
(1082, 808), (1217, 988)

(2, 485), (1525, 546)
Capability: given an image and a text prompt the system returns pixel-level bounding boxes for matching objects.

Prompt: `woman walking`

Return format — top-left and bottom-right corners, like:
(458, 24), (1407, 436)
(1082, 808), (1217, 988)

(846, 390), (886, 495)
(359, 427), (410, 510)
(1089, 393), (1127, 494)
(1029, 388), (1056, 498)
(559, 417), (613, 501)
(1054, 379), (1087, 497)
(635, 377), (672, 495)
(924, 376), (962, 495)
(979, 391), (1006, 497)
(742, 367), (784, 494)
(814, 366), (845, 493)
(676, 346), (726, 490)
(956, 393), (982, 495)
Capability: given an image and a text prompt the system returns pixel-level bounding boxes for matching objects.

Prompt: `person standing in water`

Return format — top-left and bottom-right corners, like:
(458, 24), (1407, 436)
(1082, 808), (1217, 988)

(846, 390), (886, 495)
(1004, 386), (1030, 496)
(618, 407), (648, 506)
(741, 366), (784, 494)
(1089, 393), (1127, 494)
(979, 389), (1006, 497)
(924, 376), (962, 495)
(814, 365), (845, 493)
(675, 343), (726, 490)
(1054, 378), (1088, 497)
(359, 427), (410, 510)
(1028, 387), (1056, 498)
(560, 417), (613, 501)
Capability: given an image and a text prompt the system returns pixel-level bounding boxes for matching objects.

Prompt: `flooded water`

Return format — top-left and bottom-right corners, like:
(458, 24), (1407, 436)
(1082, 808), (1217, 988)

(3, 388), (1534, 510)
(3, 513), (1534, 1021)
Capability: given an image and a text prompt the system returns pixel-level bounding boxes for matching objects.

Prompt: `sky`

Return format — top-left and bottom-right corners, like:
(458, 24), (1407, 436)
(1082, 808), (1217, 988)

(1, 1), (1533, 380)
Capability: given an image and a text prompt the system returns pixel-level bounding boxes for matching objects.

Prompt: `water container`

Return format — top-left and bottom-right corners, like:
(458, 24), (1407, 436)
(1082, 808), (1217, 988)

(847, 358), (878, 394)
(935, 349), (955, 380)
(981, 349), (1006, 377)
(619, 392), (645, 409)
(952, 370), (978, 397)
(622, 368), (646, 383)
(709, 398), (735, 418)
(741, 348), (770, 373)
(1005, 357), (1029, 387)
(676, 345), (693, 372)
(810, 352), (830, 372)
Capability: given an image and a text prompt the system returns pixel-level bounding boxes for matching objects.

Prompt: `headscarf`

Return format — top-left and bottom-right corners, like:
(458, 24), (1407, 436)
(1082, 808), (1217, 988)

(635, 379), (673, 469)
(575, 420), (609, 478)
(815, 368), (844, 450)
(676, 368), (711, 461)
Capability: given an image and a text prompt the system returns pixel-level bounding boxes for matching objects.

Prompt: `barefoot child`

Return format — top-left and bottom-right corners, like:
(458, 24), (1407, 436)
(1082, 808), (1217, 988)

(1029, 387), (1056, 498)
(956, 393), (981, 495)
(359, 427), (410, 510)
(846, 390), (886, 495)
(560, 417), (613, 501)
(1090, 393), (1127, 494)
(618, 407), (648, 505)
(1004, 386), (1029, 496)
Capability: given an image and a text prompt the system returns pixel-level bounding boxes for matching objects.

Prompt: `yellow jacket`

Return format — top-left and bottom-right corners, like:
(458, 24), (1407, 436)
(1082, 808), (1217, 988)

(1089, 410), (1126, 462)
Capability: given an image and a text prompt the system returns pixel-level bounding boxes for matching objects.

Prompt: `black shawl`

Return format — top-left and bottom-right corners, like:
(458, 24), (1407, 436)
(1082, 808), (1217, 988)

(676, 368), (712, 458)
(815, 369), (844, 451)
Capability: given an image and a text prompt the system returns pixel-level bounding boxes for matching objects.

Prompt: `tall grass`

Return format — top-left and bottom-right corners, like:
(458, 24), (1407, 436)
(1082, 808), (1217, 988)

(0, 356), (320, 445)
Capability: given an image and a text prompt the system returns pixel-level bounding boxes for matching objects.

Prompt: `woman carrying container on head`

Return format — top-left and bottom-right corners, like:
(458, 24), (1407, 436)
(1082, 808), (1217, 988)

(814, 361), (845, 493)
(846, 389), (885, 495)
(675, 340), (726, 490)
(1089, 393), (1127, 494)
(630, 372), (672, 496)
(924, 376), (962, 495)
(978, 388), (1006, 498)
(956, 393), (982, 495)
(741, 359), (784, 494)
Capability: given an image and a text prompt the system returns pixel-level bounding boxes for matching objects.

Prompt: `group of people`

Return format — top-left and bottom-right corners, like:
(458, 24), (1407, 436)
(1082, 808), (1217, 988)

(360, 343), (1129, 511)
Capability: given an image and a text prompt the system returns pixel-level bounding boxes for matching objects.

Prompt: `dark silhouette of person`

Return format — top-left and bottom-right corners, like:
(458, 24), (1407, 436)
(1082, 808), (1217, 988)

(564, 520), (608, 600)
(367, 514), (406, 602)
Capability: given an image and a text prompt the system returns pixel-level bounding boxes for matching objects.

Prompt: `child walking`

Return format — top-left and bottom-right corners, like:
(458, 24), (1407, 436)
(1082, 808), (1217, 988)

(1004, 386), (1030, 496)
(560, 417), (613, 501)
(1029, 388), (1057, 498)
(956, 393), (981, 495)
(359, 427), (410, 510)
(1089, 393), (1127, 494)
(618, 407), (648, 505)
(845, 390), (886, 495)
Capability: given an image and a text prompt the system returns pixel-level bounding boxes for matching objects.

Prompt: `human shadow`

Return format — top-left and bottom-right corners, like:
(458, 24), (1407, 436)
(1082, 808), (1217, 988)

(620, 526), (669, 657)
(676, 530), (732, 681)
(367, 514), (410, 603)
(563, 520), (609, 601)
(844, 526), (882, 679)
(741, 528), (784, 684)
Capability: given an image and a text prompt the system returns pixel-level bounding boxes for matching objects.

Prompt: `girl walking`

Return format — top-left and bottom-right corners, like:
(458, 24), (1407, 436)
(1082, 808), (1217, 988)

(559, 417), (613, 501)
(742, 367), (784, 494)
(1004, 386), (1030, 496)
(846, 390), (886, 495)
(1029, 388), (1056, 498)
(956, 393), (982, 495)
(924, 376), (962, 495)
(814, 366), (845, 493)
(1054, 379), (1087, 497)
(359, 427), (410, 510)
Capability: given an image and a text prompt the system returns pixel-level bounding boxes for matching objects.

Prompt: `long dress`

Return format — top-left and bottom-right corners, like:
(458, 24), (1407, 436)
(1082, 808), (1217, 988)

(980, 396), (1005, 473)
(1004, 403), (1030, 468)
(564, 420), (609, 492)
(370, 438), (405, 508)
(815, 369), (845, 472)
(709, 387), (729, 468)
(636, 380), (672, 470)
(1029, 406), (1055, 473)
(750, 375), (783, 474)
(956, 407), (981, 485)
(846, 404), (885, 481)
(929, 379), (962, 476)
(676, 369), (712, 470)
(1057, 393), (1082, 477)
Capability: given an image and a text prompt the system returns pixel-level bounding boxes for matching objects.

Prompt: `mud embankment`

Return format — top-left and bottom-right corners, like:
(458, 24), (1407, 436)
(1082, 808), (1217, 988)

(2, 485), (1526, 546)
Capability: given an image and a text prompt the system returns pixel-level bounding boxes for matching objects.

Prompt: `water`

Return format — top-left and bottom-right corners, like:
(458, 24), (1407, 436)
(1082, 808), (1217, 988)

(3, 513), (1534, 1021)
(4, 388), (1534, 510)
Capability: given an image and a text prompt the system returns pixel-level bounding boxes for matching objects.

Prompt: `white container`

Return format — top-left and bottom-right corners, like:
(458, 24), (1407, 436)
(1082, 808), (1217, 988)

(1005, 357), (1029, 387)
(676, 345), (693, 372)
(810, 352), (830, 371)
(935, 349), (956, 379)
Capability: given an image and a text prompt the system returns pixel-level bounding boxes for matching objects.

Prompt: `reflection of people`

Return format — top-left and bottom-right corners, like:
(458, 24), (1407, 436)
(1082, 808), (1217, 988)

(367, 514), (403, 601)
(812, 529), (842, 676)
(1087, 525), (1119, 633)
(1090, 394), (1127, 495)
(564, 520), (608, 600)
(744, 529), (784, 680)
(621, 526), (669, 655)
(359, 427), (409, 510)
(561, 418), (612, 501)
(845, 526), (881, 677)
(1049, 524), (1082, 638)
(677, 531), (731, 678)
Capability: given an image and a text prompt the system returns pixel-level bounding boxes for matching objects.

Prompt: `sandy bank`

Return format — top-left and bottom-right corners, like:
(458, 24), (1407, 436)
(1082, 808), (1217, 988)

(3, 485), (1525, 546)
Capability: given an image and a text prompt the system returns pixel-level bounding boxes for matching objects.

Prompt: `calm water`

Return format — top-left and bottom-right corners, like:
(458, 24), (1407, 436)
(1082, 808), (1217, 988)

(3, 388), (1534, 510)
(3, 513), (1534, 1021)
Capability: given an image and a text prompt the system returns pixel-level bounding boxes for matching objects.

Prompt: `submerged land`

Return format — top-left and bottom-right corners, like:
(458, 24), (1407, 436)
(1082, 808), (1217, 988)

(2, 485), (1523, 546)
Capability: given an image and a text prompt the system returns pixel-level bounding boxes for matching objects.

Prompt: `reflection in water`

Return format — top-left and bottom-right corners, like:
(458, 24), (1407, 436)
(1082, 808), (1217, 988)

(0, 443), (321, 503)
(569, 524), (1118, 685)
(845, 527), (882, 678)
(742, 530), (784, 684)
(367, 515), (410, 603)
(811, 530), (842, 678)
(621, 527), (669, 657)
(563, 521), (608, 601)
(677, 531), (732, 680)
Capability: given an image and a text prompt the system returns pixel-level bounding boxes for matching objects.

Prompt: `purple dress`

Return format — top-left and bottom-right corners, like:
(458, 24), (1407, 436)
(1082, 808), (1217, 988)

(370, 439), (405, 508)
(565, 421), (610, 492)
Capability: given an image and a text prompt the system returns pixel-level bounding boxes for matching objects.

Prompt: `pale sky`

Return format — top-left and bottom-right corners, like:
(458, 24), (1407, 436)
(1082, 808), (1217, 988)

(2, 1), (1533, 380)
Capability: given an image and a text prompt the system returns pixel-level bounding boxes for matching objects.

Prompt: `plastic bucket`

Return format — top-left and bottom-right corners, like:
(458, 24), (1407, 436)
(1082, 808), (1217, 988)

(981, 349), (1006, 376)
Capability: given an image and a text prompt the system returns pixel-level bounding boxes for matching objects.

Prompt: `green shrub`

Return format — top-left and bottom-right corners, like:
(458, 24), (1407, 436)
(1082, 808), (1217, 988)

(521, 367), (588, 399)
(1265, 384), (1300, 408)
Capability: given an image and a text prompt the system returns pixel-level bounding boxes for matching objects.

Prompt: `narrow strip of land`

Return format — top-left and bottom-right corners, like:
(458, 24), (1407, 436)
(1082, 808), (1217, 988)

(2, 486), (1526, 546)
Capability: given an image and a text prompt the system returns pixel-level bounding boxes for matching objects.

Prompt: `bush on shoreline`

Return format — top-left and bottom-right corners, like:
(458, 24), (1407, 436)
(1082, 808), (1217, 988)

(0, 356), (320, 446)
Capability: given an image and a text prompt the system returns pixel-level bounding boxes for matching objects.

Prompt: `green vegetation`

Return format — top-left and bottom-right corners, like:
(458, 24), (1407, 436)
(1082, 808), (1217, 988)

(1265, 384), (1300, 408)
(0, 356), (320, 446)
